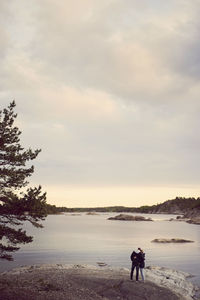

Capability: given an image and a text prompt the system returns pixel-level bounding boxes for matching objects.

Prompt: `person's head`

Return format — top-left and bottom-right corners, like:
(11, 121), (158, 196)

(138, 247), (143, 253)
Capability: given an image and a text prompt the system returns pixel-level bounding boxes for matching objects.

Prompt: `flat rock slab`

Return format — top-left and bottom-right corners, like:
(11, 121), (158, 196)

(0, 267), (182, 300)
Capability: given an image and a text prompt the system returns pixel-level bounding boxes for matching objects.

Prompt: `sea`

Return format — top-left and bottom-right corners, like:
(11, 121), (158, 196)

(1, 213), (200, 286)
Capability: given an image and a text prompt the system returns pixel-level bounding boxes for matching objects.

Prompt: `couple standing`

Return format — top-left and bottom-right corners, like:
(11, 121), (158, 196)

(130, 247), (145, 281)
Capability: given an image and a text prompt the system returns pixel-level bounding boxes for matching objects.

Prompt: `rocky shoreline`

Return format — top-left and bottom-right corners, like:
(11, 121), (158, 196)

(0, 264), (198, 300)
(169, 215), (200, 225)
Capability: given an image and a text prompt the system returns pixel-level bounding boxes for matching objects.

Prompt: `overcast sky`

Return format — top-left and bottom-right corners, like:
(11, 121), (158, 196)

(1, 0), (200, 207)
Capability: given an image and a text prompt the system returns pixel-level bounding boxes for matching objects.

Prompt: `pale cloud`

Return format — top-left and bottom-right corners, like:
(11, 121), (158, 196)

(39, 86), (120, 121)
(29, 0), (200, 103)
(1, 0), (200, 206)
(2, 0), (200, 103)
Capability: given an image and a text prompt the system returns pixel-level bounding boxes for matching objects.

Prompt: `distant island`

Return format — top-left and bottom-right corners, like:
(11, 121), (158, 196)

(151, 238), (194, 243)
(108, 214), (153, 221)
(45, 197), (200, 225)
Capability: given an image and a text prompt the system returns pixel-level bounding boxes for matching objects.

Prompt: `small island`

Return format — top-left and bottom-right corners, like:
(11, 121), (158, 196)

(151, 238), (194, 243)
(108, 214), (153, 221)
(86, 212), (99, 215)
(70, 213), (82, 216)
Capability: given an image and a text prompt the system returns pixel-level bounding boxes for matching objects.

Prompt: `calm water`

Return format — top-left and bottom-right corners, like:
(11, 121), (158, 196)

(1, 213), (200, 285)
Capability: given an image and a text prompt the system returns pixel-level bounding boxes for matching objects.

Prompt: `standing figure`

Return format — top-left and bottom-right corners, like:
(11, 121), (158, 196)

(138, 247), (145, 281)
(130, 250), (139, 281)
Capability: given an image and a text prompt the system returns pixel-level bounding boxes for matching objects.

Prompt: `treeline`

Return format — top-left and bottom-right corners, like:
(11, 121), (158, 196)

(44, 204), (70, 214)
(44, 197), (200, 215)
(146, 197), (200, 214)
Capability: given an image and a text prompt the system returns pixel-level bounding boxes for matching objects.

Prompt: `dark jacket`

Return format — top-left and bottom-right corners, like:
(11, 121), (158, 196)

(130, 251), (139, 266)
(137, 252), (145, 268)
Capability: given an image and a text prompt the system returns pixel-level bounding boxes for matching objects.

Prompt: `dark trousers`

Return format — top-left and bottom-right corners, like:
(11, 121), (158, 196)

(130, 263), (139, 280)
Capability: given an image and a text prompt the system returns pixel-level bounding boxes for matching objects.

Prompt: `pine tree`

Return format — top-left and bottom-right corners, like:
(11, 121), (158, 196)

(0, 101), (47, 260)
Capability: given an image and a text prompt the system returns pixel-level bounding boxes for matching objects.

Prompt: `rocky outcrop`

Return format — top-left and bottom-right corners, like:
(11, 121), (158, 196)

(151, 238), (194, 243)
(70, 214), (82, 216)
(145, 265), (197, 300)
(169, 213), (200, 225)
(150, 205), (183, 215)
(186, 217), (200, 225)
(181, 208), (200, 225)
(0, 264), (197, 300)
(108, 214), (153, 221)
(146, 198), (200, 215)
(183, 207), (200, 218)
(169, 216), (188, 222)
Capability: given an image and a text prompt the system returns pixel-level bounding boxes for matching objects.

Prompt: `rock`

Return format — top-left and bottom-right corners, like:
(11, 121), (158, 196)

(169, 217), (189, 222)
(108, 214), (153, 221)
(0, 264), (197, 300)
(166, 214), (200, 225)
(145, 265), (197, 300)
(183, 207), (200, 219)
(69, 214), (82, 216)
(151, 238), (194, 243)
(86, 212), (99, 215)
(186, 217), (200, 225)
(96, 262), (108, 267)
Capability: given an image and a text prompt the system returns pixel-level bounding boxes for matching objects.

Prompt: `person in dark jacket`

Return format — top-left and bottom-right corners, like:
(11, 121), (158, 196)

(137, 247), (145, 281)
(130, 250), (139, 281)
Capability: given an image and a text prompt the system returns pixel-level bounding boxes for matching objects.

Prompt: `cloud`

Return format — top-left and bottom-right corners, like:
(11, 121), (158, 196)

(2, 0), (200, 105)
(1, 0), (200, 205)
(24, 0), (200, 105)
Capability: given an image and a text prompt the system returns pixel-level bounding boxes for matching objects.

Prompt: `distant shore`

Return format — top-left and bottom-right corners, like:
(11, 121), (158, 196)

(0, 264), (198, 300)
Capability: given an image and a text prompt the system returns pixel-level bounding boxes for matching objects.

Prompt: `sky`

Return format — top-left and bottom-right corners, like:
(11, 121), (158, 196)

(1, 0), (200, 207)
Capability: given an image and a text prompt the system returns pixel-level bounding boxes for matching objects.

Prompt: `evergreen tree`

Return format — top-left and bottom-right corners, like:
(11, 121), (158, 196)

(0, 101), (47, 260)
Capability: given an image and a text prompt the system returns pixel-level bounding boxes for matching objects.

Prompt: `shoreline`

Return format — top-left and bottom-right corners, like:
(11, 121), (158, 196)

(0, 264), (198, 300)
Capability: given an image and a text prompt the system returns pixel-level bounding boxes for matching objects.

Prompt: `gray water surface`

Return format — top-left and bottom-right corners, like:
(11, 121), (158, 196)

(1, 213), (200, 285)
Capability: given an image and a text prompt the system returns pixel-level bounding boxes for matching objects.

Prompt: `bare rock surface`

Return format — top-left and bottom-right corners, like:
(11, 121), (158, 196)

(0, 264), (198, 300)
(108, 214), (153, 221)
(151, 238), (194, 243)
(145, 266), (197, 300)
(169, 216), (189, 222)
(186, 217), (200, 225)
(170, 215), (200, 225)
